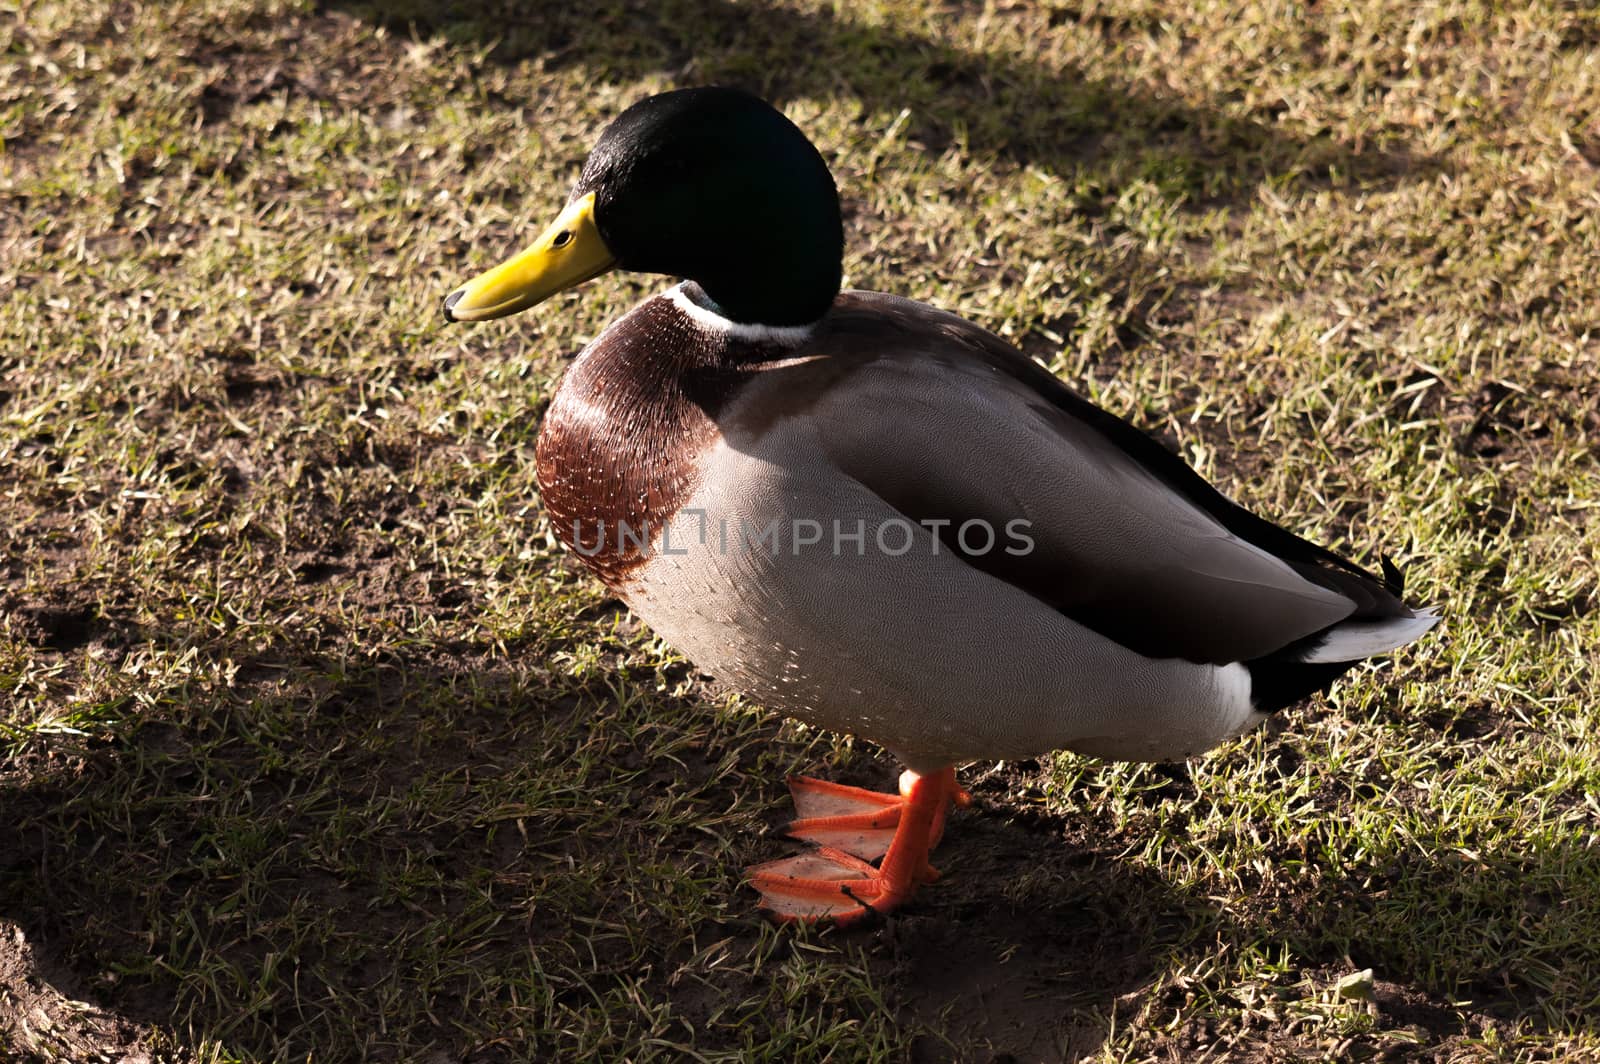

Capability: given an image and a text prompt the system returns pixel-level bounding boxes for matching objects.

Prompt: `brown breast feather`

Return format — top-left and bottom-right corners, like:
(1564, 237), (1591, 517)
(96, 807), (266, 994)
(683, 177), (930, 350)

(534, 293), (806, 588)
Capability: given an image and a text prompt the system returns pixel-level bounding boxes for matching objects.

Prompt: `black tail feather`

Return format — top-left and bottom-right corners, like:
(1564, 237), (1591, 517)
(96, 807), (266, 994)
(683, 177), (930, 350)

(1245, 656), (1359, 714)
(1380, 553), (1405, 596)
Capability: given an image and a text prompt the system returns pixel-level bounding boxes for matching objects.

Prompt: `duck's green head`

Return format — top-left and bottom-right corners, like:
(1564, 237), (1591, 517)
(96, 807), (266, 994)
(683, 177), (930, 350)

(443, 87), (843, 329)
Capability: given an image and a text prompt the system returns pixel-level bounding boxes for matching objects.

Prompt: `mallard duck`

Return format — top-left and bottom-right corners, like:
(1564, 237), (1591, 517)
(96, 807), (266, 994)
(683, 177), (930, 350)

(443, 87), (1437, 924)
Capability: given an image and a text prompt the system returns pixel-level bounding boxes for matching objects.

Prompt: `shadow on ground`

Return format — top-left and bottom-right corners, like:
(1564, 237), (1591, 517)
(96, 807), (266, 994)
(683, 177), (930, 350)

(4, 623), (1596, 1060)
(330, 0), (1436, 199)
(0, 635), (1211, 1061)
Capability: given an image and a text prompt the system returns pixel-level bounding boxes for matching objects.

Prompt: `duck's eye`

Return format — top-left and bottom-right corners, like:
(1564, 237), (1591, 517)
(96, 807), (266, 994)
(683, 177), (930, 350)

(551, 230), (574, 249)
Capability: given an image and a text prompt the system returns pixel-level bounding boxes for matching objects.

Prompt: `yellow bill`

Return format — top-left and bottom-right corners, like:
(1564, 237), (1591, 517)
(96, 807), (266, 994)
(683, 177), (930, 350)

(443, 192), (617, 322)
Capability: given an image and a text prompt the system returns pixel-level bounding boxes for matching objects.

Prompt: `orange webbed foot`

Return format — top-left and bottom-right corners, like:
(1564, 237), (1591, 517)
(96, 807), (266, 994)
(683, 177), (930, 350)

(782, 775), (904, 859)
(749, 766), (962, 925)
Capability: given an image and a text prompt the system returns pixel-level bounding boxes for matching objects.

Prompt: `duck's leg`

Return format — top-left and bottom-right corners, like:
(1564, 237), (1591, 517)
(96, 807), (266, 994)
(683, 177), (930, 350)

(748, 766), (969, 924)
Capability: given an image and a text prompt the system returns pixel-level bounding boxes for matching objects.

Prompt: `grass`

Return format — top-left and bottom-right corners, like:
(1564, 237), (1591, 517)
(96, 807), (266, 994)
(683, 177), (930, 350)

(2, 0), (1598, 1059)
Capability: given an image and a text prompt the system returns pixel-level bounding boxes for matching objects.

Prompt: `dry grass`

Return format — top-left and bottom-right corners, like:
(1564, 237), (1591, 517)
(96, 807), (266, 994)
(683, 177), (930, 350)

(2, 0), (1598, 1060)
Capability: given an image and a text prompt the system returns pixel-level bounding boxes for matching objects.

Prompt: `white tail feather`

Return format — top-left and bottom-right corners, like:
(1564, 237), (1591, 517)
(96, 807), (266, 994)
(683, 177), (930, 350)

(1300, 609), (1440, 664)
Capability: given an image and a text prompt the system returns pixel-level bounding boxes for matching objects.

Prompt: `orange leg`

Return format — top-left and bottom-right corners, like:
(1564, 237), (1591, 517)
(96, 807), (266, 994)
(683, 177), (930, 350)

(747, 766), (969, 925)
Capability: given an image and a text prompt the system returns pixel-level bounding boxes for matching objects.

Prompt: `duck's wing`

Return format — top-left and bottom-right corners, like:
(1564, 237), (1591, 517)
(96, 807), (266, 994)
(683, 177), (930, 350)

(769, 291), (1430, 668)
